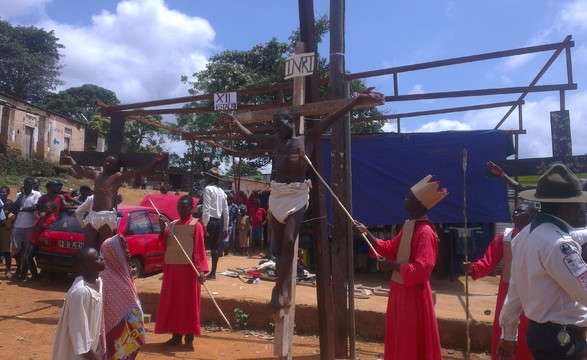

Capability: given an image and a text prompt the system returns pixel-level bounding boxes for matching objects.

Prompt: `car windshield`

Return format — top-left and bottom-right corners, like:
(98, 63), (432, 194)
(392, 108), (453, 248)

(47, 210), (84, 234)
(47, 208), (124, 233)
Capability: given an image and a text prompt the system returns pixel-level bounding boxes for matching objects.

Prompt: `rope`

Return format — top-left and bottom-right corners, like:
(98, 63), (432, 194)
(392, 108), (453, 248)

(301, 153), (383, 260)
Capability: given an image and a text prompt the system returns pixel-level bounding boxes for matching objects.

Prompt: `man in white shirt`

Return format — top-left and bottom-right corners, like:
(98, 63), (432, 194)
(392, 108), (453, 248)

(201, 167), (228, 280)
(11, 177), (41, 281)
(498, 164), (587, 359)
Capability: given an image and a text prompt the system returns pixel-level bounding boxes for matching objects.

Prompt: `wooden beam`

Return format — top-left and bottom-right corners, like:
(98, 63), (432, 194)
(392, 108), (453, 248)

(60, 151), (169, 169)
(384, 83), (576, 102)
(492, 155), (587, 177)
(236, 96), (384, 125)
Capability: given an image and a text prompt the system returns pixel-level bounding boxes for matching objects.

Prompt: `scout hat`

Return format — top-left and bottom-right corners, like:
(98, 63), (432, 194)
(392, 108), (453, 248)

(410, 175), (448, 209)
(202, 167), (221, 179)
(520, 163), (587, 203)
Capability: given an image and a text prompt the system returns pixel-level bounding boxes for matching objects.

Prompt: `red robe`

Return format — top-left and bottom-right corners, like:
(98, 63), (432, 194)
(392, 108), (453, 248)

(154, 216), (209, 335)
(375, 216), (441, 360)
(470, 228), (531, 360)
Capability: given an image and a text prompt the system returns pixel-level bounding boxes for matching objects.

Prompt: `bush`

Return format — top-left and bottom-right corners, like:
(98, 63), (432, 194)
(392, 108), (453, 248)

(0, 153), (68, 177)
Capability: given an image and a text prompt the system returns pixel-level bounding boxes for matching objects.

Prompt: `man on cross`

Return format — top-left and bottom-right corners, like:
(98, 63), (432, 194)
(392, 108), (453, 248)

(222, 88), (383, 314)
(65, 150), (165, 250)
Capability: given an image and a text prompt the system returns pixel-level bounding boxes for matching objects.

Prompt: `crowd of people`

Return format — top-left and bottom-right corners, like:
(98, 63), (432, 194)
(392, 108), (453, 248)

(0, 177), (89, 282)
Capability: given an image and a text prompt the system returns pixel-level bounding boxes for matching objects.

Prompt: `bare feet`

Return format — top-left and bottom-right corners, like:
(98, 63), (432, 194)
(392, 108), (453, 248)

(269, 284), (292, 318)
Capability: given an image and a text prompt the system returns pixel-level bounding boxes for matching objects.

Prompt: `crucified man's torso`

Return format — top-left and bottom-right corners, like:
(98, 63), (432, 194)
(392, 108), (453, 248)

(273, 135), (313, 184)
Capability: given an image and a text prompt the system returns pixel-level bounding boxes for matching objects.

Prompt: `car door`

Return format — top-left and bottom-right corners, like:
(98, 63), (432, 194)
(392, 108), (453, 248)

(124, 210), (151, 270)
(143, 210), (168, 274)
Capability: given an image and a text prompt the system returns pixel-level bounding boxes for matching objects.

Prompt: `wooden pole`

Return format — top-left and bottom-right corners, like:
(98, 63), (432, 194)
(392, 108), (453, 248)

(329, 0), (354, 357)
(298, 1), (336, 359)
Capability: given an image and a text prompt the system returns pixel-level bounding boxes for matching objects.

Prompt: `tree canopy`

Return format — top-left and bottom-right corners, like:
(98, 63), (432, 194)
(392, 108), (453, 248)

(42, 83), (119, 122)
(173, 15), (386, 175)
(0, 19), (64, 104)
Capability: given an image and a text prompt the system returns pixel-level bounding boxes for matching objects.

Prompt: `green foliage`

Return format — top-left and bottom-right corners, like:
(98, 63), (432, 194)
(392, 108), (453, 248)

(0, 153), (68, 177)
(233, 308), (250, 329)
(42, 84), (120, 122)
(0, 19), (64, 104)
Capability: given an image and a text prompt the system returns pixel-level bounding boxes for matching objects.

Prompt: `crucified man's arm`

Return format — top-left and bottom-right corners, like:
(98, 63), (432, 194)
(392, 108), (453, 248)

(64, 150), (97, 179)
(220, 113), (276, 148)
(309, 87), (384, 137)
(119, 154), (167, 182)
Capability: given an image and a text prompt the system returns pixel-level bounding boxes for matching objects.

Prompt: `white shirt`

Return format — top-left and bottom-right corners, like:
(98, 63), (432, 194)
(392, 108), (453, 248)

(500, 214), (587, 341)
(75, 196), (94, 228)
(202, 183), (229, 231)
(13, 190), (41, 228)
(52, 276), (103, 360)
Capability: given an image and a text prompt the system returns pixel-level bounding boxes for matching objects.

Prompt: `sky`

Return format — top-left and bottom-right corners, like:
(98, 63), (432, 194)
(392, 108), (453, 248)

(2, 0), (587, 161)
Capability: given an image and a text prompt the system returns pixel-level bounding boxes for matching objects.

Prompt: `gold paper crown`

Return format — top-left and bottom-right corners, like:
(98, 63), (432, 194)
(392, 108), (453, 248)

(410, 175), (448, 209)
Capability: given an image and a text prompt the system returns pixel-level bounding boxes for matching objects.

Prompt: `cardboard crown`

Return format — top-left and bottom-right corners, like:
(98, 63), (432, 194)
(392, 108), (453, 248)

(410, 175), (448, 209)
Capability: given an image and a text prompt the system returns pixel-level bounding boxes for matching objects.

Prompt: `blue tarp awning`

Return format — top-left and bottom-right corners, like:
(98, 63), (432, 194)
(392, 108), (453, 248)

(321, 130), (513, 225)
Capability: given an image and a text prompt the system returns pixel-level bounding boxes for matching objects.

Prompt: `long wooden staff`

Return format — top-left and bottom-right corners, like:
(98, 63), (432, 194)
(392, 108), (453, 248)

(463, 149), (471, 360)
(148, 199), (233, 330)
(301, 153), (383, 260)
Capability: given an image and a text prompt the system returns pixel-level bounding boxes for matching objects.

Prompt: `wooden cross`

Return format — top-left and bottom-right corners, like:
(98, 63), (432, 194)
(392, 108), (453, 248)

(492, 110), (587, 177)
(59, 112), (169, 170)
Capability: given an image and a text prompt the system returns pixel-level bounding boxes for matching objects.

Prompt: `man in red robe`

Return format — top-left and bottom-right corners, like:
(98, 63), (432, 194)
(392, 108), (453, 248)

(155, 195), (208, 351)
(462, 203), (535, 360)
(355, 175), (448, 360)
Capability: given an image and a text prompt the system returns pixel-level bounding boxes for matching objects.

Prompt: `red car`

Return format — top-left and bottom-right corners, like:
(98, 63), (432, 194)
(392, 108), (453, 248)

(36, 204), (172, 278)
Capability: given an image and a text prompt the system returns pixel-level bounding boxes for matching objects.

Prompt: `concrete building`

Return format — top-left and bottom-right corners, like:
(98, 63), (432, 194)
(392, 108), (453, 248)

(0, 93), (104, 162)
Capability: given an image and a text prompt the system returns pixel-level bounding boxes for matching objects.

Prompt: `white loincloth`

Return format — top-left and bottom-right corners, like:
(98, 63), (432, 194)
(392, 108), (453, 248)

(268, 180), (312, 224)
(84, 210), (118, 231)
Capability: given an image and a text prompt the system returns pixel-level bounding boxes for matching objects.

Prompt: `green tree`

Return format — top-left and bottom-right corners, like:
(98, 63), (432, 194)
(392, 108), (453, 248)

(42, 84), (120, 122)
(177, 15), (385, 174)
(0, 19), (64, 104)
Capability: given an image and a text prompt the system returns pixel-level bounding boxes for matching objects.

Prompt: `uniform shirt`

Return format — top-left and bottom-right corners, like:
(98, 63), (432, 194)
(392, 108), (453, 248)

(52, 276), (103, 360)
(500, 213), (587, 341)
(202, 183), (228, 231)
(13, 190), (41, 228)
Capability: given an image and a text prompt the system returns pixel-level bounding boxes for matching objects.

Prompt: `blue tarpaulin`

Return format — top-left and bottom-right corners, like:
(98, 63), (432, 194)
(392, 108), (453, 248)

(321, 130), (513, 225)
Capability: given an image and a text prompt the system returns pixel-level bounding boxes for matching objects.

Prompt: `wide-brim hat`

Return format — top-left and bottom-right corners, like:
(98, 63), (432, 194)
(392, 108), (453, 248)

(202, 167), (221, 179)
(520, 163), (587, 203)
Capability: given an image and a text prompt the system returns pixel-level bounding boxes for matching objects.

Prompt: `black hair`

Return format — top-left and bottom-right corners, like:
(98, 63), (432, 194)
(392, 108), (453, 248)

(273, 109), (294, 121)
(72, 247), (95, 267)
(179, 195), (193, 207)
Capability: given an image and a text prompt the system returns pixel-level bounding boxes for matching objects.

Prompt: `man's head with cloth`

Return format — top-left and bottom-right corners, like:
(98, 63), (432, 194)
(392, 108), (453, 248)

(406, 175), (448, 214)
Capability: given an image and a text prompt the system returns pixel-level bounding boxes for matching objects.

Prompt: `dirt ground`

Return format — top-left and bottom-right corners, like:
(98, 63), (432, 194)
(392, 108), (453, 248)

(0, 268), (491, 360)
(0, 185), (493, 359)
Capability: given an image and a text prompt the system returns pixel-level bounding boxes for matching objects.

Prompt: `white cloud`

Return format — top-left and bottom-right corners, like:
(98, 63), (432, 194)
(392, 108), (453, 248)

(0, 0), (49, 19)
(35, 0), (216, 103)
(560, 0), (587, 31)
(409, 84), (426, 95)
(413, 119), (471, 133)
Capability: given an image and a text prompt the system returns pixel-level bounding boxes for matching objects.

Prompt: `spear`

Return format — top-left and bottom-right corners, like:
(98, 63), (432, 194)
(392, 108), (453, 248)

(148, 198), (233, 330)
(463, 148), (471, 360)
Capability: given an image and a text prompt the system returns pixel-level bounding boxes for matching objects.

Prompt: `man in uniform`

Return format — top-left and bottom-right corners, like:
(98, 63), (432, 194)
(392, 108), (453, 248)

(498, 164), (587, 359)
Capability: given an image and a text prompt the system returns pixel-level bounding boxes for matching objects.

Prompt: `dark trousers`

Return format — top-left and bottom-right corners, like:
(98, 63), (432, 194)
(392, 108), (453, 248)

(206, 218), (222, 277)
(527, 320), (587, 359)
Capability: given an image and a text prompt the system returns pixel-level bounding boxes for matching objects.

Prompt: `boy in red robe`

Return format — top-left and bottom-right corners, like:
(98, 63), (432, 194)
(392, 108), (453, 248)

(462, 203), (535, 360)
(355, 175), (448, 360)
(155, 195), (208, 351)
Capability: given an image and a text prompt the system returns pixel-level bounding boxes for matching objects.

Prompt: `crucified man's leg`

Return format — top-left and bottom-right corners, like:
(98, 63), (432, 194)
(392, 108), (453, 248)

(270, 208), (304, 315)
